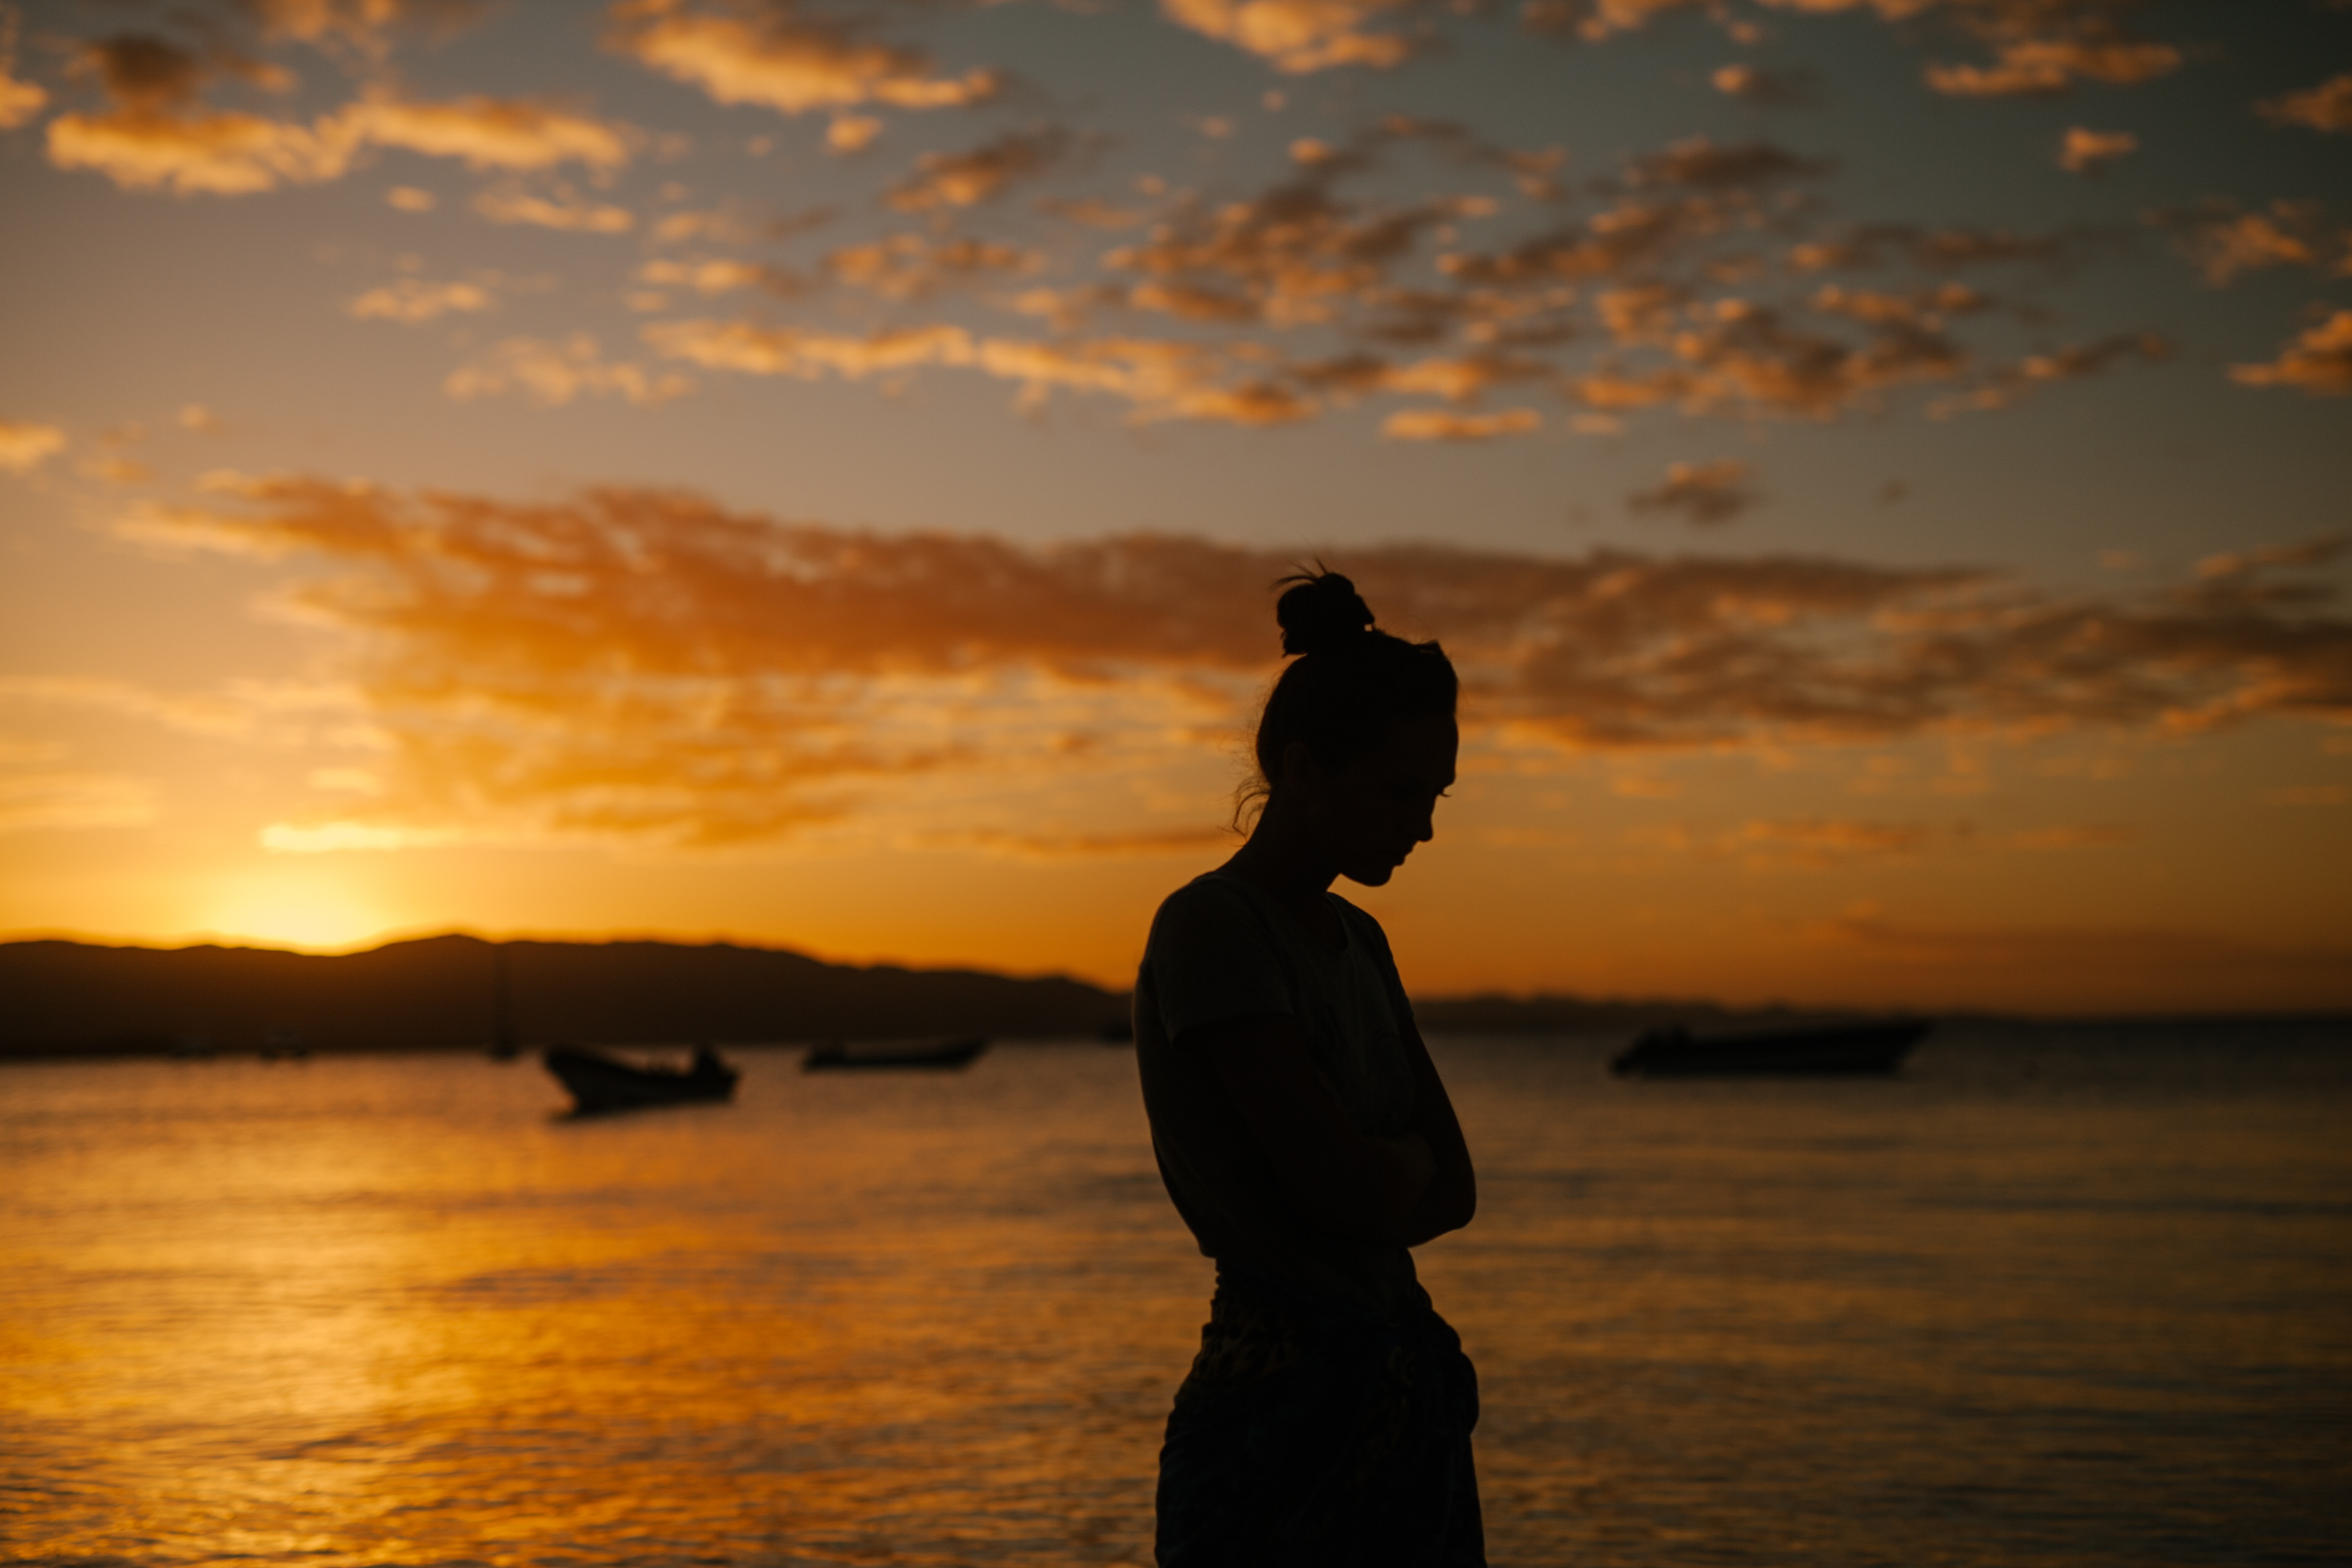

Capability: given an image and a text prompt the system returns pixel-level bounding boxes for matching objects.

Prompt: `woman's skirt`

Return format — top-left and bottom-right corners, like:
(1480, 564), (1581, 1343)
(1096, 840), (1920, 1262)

(1154, 1269), (1483, 1567)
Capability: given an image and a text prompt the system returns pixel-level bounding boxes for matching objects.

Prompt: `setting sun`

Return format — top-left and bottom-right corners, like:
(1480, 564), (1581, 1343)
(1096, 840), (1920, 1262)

(201, 877), (388, 953)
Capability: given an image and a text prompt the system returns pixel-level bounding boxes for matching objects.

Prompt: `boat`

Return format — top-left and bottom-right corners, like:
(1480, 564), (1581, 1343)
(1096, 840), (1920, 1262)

(802, 1037), (988, 1072)
(1611, 1020), (1929, 1078)
(543, 1044), (739, 1112)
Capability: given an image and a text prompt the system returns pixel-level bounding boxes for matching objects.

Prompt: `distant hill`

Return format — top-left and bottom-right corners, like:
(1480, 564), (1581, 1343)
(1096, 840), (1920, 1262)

(0, 936), (1132, 1057)
(0, 935), (1941, 1061)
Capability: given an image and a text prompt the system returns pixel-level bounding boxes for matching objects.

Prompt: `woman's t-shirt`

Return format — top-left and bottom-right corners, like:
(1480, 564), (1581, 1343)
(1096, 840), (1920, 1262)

(1134, 868), (1428, 1320)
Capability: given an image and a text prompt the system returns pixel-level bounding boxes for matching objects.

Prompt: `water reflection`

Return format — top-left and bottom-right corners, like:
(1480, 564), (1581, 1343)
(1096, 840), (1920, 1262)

(2, 1026), (2347, 1565)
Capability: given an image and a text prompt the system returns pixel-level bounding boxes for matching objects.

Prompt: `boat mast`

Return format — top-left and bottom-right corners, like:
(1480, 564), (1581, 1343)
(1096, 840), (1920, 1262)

(491, 942), (520, 1058)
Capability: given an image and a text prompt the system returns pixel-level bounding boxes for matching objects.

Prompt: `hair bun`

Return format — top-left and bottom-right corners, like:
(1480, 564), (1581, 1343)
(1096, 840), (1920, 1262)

(1275, 570), (1376, 656)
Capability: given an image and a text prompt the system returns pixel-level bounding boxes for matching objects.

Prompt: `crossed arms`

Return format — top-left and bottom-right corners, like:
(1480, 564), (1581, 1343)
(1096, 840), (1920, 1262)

(1181, 1013), (1476, 1248)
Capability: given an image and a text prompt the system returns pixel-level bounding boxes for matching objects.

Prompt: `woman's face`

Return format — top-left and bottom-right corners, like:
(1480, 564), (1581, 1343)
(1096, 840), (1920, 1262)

(1286, 712), (1459, 887)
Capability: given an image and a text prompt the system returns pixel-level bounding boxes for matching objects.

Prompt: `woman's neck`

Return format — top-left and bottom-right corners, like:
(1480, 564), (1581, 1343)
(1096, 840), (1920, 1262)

(1225, 796), (1342, 941)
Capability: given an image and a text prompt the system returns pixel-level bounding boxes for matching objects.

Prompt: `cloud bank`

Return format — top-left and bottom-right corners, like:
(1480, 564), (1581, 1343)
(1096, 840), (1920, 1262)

(110, 476), (2352, 849)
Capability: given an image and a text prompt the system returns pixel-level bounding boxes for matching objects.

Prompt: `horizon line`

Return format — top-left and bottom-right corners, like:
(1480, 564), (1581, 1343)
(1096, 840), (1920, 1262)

(9, 928), (2349, 1024)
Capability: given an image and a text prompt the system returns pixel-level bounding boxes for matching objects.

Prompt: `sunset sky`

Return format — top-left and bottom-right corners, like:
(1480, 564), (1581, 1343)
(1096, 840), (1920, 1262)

(2, 0), (2347, 1013)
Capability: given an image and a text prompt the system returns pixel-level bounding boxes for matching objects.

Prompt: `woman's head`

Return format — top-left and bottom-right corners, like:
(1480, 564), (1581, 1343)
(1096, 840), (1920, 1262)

(1247, 570), (1460, 884)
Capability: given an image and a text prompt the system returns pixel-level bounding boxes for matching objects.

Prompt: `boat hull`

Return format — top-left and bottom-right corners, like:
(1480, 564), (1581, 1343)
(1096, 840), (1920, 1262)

(543, 1046), (738, 1112)
(1612, 1021), (1929, 1078)
(802, 1037), (988, 1072)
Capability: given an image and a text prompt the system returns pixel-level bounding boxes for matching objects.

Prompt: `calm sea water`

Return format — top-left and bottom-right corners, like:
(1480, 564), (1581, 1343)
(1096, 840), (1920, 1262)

(3, 1023), (2347, 1568)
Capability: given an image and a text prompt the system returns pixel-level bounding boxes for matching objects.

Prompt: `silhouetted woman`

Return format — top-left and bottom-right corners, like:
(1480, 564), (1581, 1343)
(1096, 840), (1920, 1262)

(1135, 570), (1481, 1566)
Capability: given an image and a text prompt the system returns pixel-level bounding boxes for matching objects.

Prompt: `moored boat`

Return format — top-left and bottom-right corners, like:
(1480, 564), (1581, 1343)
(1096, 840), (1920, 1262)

(544, 1044), (739, 1112)
(802, 1037), (988, 1072)
(1612, 1020), (1929, 1078)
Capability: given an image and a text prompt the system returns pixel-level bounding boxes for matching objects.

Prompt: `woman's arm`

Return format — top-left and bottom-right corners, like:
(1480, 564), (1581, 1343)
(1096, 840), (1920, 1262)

(1194, 1014), (1437, 1246)
(1396, 1018), (1475, 1246)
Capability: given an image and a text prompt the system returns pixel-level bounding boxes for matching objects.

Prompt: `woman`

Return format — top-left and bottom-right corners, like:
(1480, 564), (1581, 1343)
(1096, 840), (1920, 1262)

(1135, 569), (1482, 1566)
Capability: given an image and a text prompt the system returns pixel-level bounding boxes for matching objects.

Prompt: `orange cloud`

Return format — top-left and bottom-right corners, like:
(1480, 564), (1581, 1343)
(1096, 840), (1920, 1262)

(0, 70), (38, 129)
(1529, 0), (1710, 38)
(656, 125), (2122, 437)
(2159, 200), (2352, 286)
(638, 255), (809, 298)
(353, 94), (632, 172)
(651, 204), (756, 244)
(825, 113), (882, 152)
(111, 477), (2352, 853)
(1289, 113), (1567, 200)
(608, 0), (999, 115)
(825, 234), (1038, 300)
(1158, 0), (1425, 73)
(1037, 196), (1150, 231)
(1625, 135), (1823, 190)
(1620, 299), (1975, 418)
(1081, 116), (1562, 340)
(240, 0), (488, 49)
(1710, 63), (1820, 106)
(1926, 36), (2179, 97)
(444, 335), (694, 406)
(2195, 536), (2346, 581)
(1369, 349), (1554, 402)
(1810, 282), (1991, 328)
(472, 183), (635, 232)
(1551, 0), (2188, 110)
(643, 318), (978, 379)
(45, 35), (634, 195)
(348, 277), (493, 322)
(2229, 313), (2352, 397)
(885, 128), (1072, 211)
(1932, 332), (2169, 416)
(1627, 459), (1760, 525)
(0, 420), (67, 475)
(1441, 186), (1774, 294)
(47, 96), (359, 195)
(0, 6), (45, 130)
(644, 317), (1311, 425)
(2057, 126), (2136, 173)
(974, 339), (1315, 425)
(2258, 72), (2352, 134)
(1380, 407), (1541, 441)
(1109, 160), (1470, 329)
(1788, 222), (2076, 273)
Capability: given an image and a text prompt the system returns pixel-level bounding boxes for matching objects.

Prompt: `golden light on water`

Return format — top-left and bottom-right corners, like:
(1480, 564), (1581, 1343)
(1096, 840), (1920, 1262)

(5, 1035), (2346, 1563)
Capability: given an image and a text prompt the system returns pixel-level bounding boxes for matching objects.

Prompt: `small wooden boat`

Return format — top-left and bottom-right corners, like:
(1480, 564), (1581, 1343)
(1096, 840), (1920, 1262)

(544, 1044), (739, 1112)
(802, 1037), (988, 1072)
(1611, 1020), (1929, 1078)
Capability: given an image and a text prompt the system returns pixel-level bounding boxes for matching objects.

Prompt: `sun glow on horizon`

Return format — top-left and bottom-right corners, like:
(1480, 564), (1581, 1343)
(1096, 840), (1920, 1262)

(199, 876), (391, 953)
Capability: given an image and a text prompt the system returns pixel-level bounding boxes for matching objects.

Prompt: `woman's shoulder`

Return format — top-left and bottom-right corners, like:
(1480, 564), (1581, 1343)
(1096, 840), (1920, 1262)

(1150, 869), (1259, 934)
(1326, 891), (1398, 959)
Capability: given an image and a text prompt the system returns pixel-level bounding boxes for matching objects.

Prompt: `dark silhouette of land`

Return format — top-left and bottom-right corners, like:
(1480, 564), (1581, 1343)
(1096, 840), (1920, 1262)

(10, 936), (2328, 1061)
(0, 935), (1129, 1058)
(0, 935), (1863, 1060)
